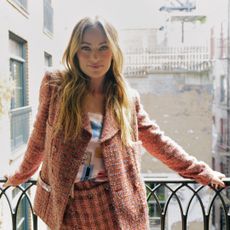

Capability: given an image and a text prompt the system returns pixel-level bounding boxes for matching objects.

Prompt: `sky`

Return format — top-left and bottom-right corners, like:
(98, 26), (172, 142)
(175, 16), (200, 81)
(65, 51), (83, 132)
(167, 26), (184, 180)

(57, 0), (165, 30)
(54, 0), (229, 52)
(57, 0), (228, 29)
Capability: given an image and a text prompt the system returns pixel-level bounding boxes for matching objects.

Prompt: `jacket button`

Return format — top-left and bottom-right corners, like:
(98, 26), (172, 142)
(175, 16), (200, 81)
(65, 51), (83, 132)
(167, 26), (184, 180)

(87, 193), (93, 199)
(52, 145), (57, 152)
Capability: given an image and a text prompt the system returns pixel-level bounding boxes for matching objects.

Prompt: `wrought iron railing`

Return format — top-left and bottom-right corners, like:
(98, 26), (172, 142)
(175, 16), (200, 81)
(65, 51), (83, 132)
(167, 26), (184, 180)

(145, 178), (230, 230)
(0, 177), (229, 230)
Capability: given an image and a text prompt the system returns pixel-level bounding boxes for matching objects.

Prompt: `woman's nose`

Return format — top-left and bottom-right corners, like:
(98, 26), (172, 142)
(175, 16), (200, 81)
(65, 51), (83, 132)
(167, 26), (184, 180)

(91, 50), (99, 61)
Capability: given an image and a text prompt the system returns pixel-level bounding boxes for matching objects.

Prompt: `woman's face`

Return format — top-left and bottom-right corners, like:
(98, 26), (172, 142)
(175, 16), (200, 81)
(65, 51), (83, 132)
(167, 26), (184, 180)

(77, 25), (113, 80)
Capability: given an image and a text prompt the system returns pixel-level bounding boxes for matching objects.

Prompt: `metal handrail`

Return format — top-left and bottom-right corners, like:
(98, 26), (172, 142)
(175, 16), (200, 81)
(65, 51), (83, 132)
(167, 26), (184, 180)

(0, 177), (229, 230)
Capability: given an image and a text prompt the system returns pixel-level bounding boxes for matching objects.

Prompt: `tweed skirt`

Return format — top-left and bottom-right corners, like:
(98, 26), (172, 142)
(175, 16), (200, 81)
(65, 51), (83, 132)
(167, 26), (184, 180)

(61, 180), (120, 230)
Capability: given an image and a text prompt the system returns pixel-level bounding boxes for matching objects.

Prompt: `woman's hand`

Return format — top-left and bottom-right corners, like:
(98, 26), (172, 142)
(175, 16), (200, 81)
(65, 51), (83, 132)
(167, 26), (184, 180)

(2, 175), (15, 188)
(210, 171), (226, 189)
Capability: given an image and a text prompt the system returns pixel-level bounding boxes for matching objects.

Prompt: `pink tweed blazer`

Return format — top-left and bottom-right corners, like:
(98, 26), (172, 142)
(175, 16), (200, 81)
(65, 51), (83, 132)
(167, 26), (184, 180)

(8, 72), (215, 230)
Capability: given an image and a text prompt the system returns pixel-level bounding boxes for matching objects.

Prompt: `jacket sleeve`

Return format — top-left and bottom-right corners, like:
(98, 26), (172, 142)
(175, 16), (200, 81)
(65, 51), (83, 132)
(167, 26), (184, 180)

(7, 72), (51, 186)
(135, 90), (215, 185)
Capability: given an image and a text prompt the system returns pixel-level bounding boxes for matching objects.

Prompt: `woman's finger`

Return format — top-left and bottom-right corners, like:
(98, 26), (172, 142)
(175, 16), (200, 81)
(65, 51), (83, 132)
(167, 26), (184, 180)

(2, 181), (10, 188)
(2, 178), (14, 188)
(210, 178), (225, 189)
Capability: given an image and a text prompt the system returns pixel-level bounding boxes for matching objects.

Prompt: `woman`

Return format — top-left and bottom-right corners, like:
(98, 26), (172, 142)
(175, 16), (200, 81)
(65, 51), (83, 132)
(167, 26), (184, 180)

(3, 16), (225, 230)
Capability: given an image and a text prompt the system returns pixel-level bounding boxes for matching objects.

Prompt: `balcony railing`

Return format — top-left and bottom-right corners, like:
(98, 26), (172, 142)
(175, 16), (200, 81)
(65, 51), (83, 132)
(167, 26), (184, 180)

(0, 177), (229, 230)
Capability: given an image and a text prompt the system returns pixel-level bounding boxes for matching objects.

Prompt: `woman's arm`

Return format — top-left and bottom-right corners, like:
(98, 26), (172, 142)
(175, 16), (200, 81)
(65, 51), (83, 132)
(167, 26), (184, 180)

(135, 90), (225, 188)
(3, 72), (52, 187)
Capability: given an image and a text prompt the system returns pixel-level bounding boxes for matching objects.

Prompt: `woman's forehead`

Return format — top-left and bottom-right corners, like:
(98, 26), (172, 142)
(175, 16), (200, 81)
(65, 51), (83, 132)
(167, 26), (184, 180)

(81, 26), (108, 45)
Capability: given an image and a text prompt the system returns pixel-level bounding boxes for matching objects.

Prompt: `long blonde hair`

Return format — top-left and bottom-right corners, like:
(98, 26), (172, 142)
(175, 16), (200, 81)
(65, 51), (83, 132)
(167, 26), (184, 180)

(53, 16), (133, 145)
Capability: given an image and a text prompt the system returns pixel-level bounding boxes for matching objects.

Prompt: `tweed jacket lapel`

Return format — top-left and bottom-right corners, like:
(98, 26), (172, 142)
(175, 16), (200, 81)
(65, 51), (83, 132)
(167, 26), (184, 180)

(81, 112), (92, 135)
(100, 109), (120, 142)
(81, 108), (120, 143)
(52, 82), (120, 143)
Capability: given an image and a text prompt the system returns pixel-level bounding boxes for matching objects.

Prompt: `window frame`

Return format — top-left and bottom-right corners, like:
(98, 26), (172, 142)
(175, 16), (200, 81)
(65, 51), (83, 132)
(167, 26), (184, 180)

(7, 0), (29, 17)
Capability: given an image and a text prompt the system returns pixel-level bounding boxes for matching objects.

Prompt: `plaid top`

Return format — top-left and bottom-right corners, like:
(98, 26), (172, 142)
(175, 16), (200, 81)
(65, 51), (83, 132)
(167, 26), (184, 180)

(75, 112), (108, 183)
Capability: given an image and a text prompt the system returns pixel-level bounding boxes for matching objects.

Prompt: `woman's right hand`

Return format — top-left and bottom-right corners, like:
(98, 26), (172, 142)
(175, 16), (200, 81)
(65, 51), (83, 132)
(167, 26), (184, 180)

(209, 171), (226, 189)
(2, 175), (14, 188)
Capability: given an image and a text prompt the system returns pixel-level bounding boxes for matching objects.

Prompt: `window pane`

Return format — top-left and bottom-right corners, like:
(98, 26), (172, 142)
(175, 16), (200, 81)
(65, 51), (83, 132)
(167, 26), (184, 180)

(44, 52), (52, 67)
(10, 59), (24, 109)
(43, 0), (54, 34)
(9, 39), (23, 58)
(13, 0), (27, 10)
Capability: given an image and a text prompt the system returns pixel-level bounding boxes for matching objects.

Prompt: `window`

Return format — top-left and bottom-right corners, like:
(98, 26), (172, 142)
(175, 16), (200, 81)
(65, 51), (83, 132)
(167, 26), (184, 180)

(9, 32), (31, 230)
(10, 59), (25, 109)
(218, 118), (228, 150)
(219, 118), (224, 145)
(8, 0), (28, 14)
(43, 0), (54, 35)
(14, 0), (27, 9)
(220, 75), (227, 103)
(44, 52), (52, 67)
(9, 34), (27, 109)
(9, 32), (31, 152)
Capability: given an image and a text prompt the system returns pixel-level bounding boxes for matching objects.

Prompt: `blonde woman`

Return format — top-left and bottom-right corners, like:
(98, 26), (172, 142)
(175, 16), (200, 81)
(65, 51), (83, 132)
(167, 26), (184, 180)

(3, 16), (225, 230)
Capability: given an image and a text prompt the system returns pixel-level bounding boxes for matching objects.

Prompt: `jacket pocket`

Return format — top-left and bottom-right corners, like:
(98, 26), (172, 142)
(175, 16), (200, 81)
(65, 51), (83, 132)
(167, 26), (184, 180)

(37, 171), (52, 192)
(34, 171), (52, 220)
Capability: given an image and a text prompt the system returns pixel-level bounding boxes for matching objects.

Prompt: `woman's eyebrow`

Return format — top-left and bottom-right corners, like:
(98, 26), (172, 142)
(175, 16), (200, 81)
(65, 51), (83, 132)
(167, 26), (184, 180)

(81, 41), (108, 45)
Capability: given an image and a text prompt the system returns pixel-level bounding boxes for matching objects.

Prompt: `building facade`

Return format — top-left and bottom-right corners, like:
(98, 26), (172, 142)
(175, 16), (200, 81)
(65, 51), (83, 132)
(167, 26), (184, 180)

(0, 0), (60, 229)
(211, 8), (230, 178)
(211, 1), (230, 229)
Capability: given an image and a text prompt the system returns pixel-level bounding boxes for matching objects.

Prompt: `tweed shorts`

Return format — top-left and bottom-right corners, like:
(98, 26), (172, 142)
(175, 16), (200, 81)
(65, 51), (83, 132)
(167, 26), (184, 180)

(61, 180), (120, 230)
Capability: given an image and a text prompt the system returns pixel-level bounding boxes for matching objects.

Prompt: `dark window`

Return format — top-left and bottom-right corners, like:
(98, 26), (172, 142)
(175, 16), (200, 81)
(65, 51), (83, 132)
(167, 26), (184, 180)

(43, 0), (54, 35)
(10, 59), (25, 108)
(44, 52), (53, 67)
(13, 0), (28, 10)
(9, 32), (31, 230)
(220, 75), (226, 103)
(9, 32), (31, 152)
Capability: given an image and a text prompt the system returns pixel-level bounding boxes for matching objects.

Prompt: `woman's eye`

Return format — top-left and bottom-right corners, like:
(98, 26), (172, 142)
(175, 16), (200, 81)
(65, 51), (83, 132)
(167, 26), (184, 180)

(99, 46), (109, 51)
(81, 46), (91, 51)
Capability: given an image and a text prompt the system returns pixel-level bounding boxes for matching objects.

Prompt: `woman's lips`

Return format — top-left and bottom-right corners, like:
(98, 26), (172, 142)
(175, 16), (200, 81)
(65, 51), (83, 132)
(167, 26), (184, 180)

(89, 64), (102, 69)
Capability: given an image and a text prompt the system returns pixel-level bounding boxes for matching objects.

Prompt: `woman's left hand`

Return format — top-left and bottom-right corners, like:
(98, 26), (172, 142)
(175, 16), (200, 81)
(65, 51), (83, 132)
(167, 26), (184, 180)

(210, 171), (226, 189)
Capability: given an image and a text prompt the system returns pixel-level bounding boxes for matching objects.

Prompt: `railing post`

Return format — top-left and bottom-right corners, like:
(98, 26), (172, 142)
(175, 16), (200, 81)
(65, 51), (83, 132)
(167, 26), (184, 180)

(182, 214), (187, 230)
(204, 215), (209, 230)
(33, 214), (38, 230)
(161, 213), (166, 230)
(12, 213), (16, 230)
(226, 215), (230, 230)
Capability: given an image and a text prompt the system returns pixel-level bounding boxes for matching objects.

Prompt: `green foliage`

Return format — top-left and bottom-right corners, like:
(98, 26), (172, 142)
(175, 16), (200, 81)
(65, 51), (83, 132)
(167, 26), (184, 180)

(0, 77), (15, 116)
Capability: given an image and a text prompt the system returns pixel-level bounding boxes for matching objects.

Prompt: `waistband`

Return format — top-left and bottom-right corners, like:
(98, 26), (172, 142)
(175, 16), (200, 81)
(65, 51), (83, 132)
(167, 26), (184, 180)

(74, 180), (109, 190)
(69, 180), (110, 198)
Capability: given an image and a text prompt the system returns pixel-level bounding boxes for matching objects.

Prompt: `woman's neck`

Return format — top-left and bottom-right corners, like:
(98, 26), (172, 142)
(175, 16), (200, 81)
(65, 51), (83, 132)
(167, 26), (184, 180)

(84, 92), (105, 115)
(88, 77), (104, 95)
